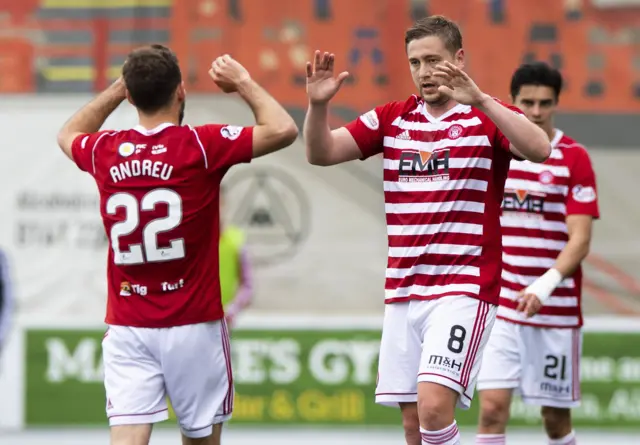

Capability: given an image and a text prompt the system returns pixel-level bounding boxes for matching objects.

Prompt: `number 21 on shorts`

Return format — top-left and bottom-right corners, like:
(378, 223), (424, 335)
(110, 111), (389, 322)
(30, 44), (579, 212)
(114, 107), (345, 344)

(106, 188), (185, 265)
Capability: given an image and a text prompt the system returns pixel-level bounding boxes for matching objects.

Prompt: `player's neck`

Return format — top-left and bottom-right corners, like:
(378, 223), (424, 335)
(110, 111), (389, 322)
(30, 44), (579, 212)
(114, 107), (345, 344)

(424, 99), (458, 119)
(544, 125), (556, 141)
(137, 111), (180, 130)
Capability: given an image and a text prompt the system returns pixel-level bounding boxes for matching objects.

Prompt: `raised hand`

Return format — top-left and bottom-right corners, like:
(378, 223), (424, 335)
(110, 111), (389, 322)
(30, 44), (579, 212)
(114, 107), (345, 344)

(306, 50), (350, 105)
(208, 55), (251, 93)
(433, 61), (485, 106)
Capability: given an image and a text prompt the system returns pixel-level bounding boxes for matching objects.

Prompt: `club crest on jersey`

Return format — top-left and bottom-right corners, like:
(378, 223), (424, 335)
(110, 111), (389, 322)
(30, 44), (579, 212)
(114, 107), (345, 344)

(118, 142), (136, 157)
(398, 149), (450, 182)
(120, 281), (132, 297)
(447, 124), (463, 139)
(502, 188), (545, 217)
(360, 109), (379, 130)
(221, 125), (243, 140)
(539, 170), (554, 185)
(572, 185), (596, 203)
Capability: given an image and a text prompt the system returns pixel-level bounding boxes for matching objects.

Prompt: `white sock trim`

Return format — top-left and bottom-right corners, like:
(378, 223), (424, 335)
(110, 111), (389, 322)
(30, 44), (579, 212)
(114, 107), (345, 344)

(549, 430), (576, 445)
(475, 433), (506, 444)
(420, 421), (460, 444)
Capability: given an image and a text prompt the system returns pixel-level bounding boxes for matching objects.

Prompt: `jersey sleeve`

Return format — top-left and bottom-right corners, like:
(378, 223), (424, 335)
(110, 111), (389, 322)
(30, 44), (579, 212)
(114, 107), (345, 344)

(193, 124), (254, 171)
(491, 98), (526, 154)
(71, 131), (111, 174)
(566, 146), (600, 219)
(343, 104), (390, 160)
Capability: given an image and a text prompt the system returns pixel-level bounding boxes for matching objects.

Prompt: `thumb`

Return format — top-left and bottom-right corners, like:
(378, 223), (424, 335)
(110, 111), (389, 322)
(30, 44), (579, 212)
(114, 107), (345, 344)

(438, 85), (454, 97)
(336, 71), (350, 86)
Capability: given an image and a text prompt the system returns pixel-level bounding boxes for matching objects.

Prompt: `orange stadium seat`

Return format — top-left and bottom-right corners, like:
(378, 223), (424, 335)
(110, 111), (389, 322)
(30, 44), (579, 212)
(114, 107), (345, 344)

(0, 0), (636, 112)
(0, 39), (34, 92)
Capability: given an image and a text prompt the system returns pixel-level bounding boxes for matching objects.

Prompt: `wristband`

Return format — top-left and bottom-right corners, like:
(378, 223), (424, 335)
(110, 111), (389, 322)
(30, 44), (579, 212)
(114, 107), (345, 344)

(523, 268), (563, 304)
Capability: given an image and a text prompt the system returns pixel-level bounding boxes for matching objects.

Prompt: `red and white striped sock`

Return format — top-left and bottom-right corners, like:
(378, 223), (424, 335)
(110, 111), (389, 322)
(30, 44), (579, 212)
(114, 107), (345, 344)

(549, 430), (576, 445)
(420, 421), (461, 445)
(475, 433), (506, 444)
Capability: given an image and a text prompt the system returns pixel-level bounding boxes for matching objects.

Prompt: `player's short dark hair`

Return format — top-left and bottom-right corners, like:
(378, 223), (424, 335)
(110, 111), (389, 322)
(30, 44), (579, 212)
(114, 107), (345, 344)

(510, 62), (563, 102)
(123, 44), (182, 114)
(404, 15), (463, 54)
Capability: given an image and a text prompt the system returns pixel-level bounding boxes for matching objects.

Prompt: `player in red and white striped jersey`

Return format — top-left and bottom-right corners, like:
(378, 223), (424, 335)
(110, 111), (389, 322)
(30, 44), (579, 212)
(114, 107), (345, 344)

(303, 16), (551, 445)
(476, 62), (599, 445)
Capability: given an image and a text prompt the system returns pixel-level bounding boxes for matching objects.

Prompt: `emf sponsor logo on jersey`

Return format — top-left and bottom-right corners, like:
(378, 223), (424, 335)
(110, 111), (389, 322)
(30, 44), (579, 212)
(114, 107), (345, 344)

(502, 189), (546, 216)
(398, 149), (450, 182)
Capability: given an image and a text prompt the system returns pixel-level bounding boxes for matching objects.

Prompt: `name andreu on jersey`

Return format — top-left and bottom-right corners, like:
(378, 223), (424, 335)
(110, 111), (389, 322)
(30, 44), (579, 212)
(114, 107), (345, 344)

(109, 142), (174, 183)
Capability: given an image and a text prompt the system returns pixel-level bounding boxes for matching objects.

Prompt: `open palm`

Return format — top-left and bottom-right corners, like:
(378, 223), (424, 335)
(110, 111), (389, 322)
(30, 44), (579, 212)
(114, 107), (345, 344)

(433, 61), (485, 106)
(306, 50), (349, 105)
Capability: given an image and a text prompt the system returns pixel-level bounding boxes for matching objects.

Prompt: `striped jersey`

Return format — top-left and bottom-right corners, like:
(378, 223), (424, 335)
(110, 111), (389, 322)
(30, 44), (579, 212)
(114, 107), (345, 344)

(498, 130), (599, 328)
(345, 95), (523, 306)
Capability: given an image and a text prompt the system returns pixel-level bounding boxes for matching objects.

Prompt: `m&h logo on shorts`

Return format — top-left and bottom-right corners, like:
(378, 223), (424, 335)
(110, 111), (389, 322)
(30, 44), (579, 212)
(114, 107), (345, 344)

(428, 354), (462, 372)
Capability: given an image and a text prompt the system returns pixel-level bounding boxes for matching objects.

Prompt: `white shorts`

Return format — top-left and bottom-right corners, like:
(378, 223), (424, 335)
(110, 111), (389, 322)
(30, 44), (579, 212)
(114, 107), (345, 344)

(375, 296), (497, 410)
(102, 321), (233, 438)
(477, 318), (582, 408)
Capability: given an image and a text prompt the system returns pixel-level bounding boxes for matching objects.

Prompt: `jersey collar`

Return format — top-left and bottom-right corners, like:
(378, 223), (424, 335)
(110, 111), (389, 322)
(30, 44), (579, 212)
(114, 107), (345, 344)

(133, 123), (175, 135)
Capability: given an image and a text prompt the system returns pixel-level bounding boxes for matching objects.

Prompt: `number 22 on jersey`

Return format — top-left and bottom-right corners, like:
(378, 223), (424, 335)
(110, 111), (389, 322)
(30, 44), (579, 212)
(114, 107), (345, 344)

(106, 188), (185, 265)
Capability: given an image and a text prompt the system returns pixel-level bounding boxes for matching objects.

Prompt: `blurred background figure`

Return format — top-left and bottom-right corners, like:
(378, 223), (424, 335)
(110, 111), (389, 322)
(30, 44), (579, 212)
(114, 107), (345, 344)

(0, 248), (14, 357)
(219, 184), (253, 328)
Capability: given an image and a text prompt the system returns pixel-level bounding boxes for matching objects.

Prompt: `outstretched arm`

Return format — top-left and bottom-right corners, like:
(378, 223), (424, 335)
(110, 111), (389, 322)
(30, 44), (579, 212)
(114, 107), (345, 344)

(57, 79), (127, 160)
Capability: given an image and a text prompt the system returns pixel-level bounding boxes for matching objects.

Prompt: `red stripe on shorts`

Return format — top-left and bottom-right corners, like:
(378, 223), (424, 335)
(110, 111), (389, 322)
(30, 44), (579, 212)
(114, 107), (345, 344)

(461, 301), (489, 389)
(572, 328), (580, 401)
(220, 320), (234, 415)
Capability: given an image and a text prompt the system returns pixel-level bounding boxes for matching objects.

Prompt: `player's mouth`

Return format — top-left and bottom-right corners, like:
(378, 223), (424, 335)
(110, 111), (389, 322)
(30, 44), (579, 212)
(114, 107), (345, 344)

(421, 82), (438, 93)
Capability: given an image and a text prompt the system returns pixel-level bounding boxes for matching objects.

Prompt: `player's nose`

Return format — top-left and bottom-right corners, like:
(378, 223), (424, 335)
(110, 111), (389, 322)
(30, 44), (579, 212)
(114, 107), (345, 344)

(532, 104), (542, 116)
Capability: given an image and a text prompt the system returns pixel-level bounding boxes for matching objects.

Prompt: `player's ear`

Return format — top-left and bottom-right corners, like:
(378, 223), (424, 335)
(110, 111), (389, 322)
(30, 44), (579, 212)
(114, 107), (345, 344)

(176, 82), (186, 101)
(455, 48), (465, 69)
(125, 89), (134, 106)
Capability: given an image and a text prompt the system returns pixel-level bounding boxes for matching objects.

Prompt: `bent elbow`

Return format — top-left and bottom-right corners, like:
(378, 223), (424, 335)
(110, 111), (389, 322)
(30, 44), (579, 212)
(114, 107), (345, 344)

(56, 131), (67, 151)
(280, 122), (299, 146)
(529, 142), (552, 163)
(306, 150), (330, 166)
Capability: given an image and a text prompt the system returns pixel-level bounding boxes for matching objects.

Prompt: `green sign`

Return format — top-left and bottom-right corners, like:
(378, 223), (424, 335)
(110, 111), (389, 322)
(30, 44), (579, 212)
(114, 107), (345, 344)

(24, 327), (640, 427)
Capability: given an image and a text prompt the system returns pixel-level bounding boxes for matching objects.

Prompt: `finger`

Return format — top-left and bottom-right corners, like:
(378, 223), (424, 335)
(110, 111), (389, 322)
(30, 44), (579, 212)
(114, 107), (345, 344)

(526, 300), (539, 318)
(432, 71), (452, 81)
(321, 52), (330, 70)
(212, 58), (223, 71)
(306, 61), (313, 78)
(336, 71), (350, 86)
(314, 50), (321, 71)
(435, 64), (456, 75)
(327, 54), (335, 72)
(516, 297), (527, 313)
(221, 54), (232, 62)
